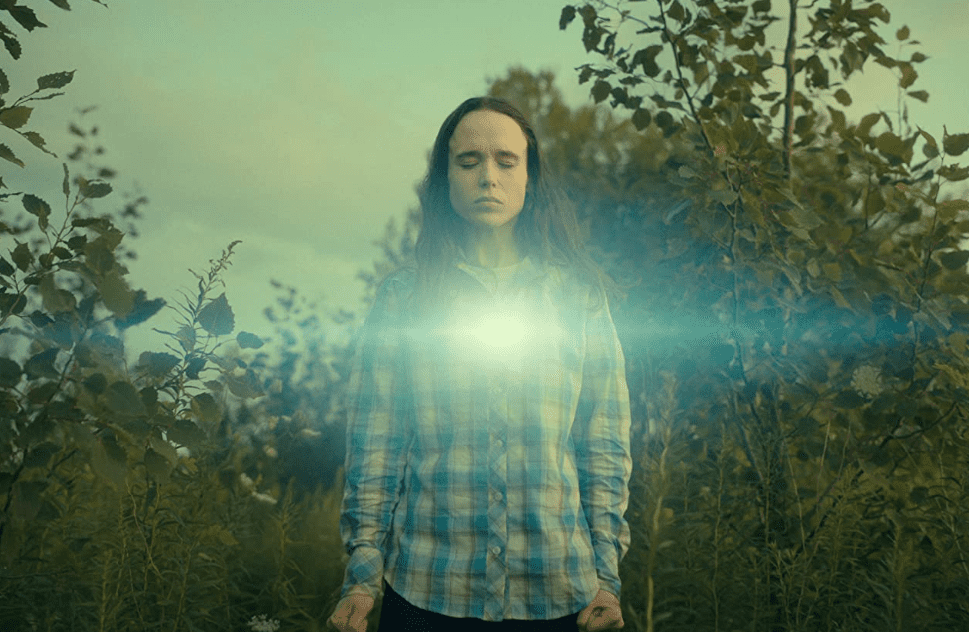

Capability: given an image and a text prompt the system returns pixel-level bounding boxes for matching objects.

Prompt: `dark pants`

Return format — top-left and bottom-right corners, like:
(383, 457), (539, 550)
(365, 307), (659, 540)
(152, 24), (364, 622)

(377, 582), (581, 632)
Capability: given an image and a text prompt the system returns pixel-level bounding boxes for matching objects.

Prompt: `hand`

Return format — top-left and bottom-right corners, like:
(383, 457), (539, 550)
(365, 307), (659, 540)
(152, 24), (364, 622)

(326, 592), (375, 632)
(577, 589), (624, 632)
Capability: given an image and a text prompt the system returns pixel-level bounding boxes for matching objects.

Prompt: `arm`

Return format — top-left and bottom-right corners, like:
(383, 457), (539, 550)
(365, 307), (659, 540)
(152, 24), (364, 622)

(573, 290), (632, 600)
(338, 275), (410, 602)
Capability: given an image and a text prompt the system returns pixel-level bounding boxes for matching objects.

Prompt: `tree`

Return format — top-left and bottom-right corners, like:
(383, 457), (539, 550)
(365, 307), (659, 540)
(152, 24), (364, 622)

(560, 1), (969, 630)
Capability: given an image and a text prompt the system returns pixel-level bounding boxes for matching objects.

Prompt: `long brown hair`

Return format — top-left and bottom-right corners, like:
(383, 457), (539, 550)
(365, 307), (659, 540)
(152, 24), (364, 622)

(408, 96), (620, 316)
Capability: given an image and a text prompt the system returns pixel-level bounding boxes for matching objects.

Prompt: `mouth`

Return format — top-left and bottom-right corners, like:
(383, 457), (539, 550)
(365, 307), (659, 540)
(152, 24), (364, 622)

(475, 196), (502, 204)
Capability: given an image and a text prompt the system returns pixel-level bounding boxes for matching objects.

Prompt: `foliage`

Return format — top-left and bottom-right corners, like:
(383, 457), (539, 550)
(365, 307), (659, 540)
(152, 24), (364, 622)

(557, 0), (969, 629)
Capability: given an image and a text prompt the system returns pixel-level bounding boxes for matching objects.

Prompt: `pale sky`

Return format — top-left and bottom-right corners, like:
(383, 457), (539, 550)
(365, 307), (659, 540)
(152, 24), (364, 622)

(4, 0), (967, 354)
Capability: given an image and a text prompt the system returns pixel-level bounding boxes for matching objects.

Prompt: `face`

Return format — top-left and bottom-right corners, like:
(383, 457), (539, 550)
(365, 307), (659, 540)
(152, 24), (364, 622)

(447, 109), (529, 234)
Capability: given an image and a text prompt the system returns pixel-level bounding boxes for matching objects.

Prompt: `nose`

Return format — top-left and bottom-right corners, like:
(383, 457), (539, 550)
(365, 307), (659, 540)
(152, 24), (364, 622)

(479, 160), (498, 188)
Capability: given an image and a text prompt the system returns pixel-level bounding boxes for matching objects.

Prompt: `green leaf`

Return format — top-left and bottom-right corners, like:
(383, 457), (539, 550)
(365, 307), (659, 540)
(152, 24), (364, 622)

(559, 5), (576, 30)
(236, 331), (264, 349)
(143, 447), (172, 480)
(191, 392), (221, 423)
(0, 67), (8, 94)
(0, 358), (21, 388)
(0, 255), (13, 276)
(875, 131), (906, 158)
(36, 70), (74, 90)
(82, 373), (106, 394)
(899, 63), (918, 89)
(91, 435), (126, 488)
(138, 351), (180, 378)
(22, 194), (51, 231)
(197, 292), (235, 336)
(226, 369), (264, 399)
(167, 418), (206, 447)
(40, 275), (75, 313)
(0, 106), (31, 129)
(943, 132), (969, 157)
(833, 89), (851, 106)
(24, 347), (59, 380)
(105, 381), (146, 416)
(8, 6), (46, 31)
(98, 269), (134, 318)
(47, 0), (72, 10)
(62, 163), (70, 198)
(22, 131), (52, 154)
(939, 250), (969, 270)
(79, 180), (112, 199)
(896, 25), (910, 40)
(834, 390), (866, 408)
(591, 79), (611, 104)
(631, 108), (651, 131)
(0, 25), (22, 60)
(0, 142), (24, 167)
(907, 90), (928, 103)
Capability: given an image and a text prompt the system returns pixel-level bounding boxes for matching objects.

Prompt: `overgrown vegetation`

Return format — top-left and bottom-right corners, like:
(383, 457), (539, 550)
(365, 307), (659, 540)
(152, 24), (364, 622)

(1, 0), (967, 630)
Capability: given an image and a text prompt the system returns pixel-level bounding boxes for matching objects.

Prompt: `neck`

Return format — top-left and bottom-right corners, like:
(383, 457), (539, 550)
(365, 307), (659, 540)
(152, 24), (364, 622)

(464, 225), (521, 268)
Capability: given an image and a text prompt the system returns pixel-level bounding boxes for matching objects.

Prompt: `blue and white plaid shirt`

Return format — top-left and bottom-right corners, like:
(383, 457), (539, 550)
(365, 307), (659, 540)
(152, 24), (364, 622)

(339, 255), (632, 622)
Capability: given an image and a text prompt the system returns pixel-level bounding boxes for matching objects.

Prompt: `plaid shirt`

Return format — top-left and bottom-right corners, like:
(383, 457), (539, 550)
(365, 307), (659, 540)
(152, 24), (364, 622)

(339, 255), (632, 622)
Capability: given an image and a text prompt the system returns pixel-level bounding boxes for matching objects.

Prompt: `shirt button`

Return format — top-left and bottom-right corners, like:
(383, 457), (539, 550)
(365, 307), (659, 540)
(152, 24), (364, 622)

(491, 546), (501, 556)
(495, 439), (503, 448)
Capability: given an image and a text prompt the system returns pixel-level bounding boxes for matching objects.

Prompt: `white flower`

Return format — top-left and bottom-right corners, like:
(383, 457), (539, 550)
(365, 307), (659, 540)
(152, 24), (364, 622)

(851, 365), (883, 398)
(239, 473), (256, 493)
(247, 614), (280, 632)
(252, 491), (277, 505)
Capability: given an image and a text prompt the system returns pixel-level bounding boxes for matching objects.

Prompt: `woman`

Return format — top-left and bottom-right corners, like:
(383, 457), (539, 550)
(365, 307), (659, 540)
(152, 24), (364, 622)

(327, 97), (631, 632)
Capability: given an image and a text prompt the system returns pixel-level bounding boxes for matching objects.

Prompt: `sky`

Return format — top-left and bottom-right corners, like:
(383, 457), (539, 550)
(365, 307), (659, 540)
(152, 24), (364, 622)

(4, 0), (968, 355)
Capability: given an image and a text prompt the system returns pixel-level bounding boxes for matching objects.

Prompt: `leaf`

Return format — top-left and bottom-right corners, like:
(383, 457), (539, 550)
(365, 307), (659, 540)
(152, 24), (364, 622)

(0, 106), (31, 129)
(23, 131), (52, 154)
(834, 390), (866, 408)
(47, 0), (72, 9)
(40, 275), (75, 313)
(875, 131), (906, 158)
(167, 418), (205, 448)
(0, 255), (13, 276)
(143, 447), (172, 480)
(8, 6), (47, 31)
(91, 435), (126, 488)
(98, 269), (134, 318)
(907, 90), (928, 103)
(82, 373), (106, 394)
(559, 5), (576, 30)
(939, 250), (969, 270)
(0, 26), (22, 60)
(0, 67), (8, 94)
(115, 292), (165, 329)
(591, 79), (611, 104)
(190, 392), (221, 423)
(896, 25), (910, 40)
(138, 351), (180, 378)
(105, 381), (147, 416)
(62, 163), (69, 198)
(0, 142), (24, 167)
(226, 369), (264, 399)
(236, 331), (263, 349)
(197, 292), (235, 336)
(833, 89), (851, 106)
(36, 70), (74, 90)
(943, 132), (969, 157)
(24, 348), (59, 381)
(899, 63), (918, 89)
(630, 108), (651, 131)
(79, 180), (112, 199)
(22, 194), (51, 231)
(0, 358), (21, 388)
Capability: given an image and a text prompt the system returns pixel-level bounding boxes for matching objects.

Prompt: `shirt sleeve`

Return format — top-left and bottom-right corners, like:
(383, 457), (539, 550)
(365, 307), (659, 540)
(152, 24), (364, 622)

(338, 274), (411, 602)
(572, 288), (632, 600)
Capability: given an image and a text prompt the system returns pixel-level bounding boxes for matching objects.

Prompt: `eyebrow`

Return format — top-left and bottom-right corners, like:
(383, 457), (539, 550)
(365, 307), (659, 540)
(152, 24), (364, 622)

(453, 149), (521, 162)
